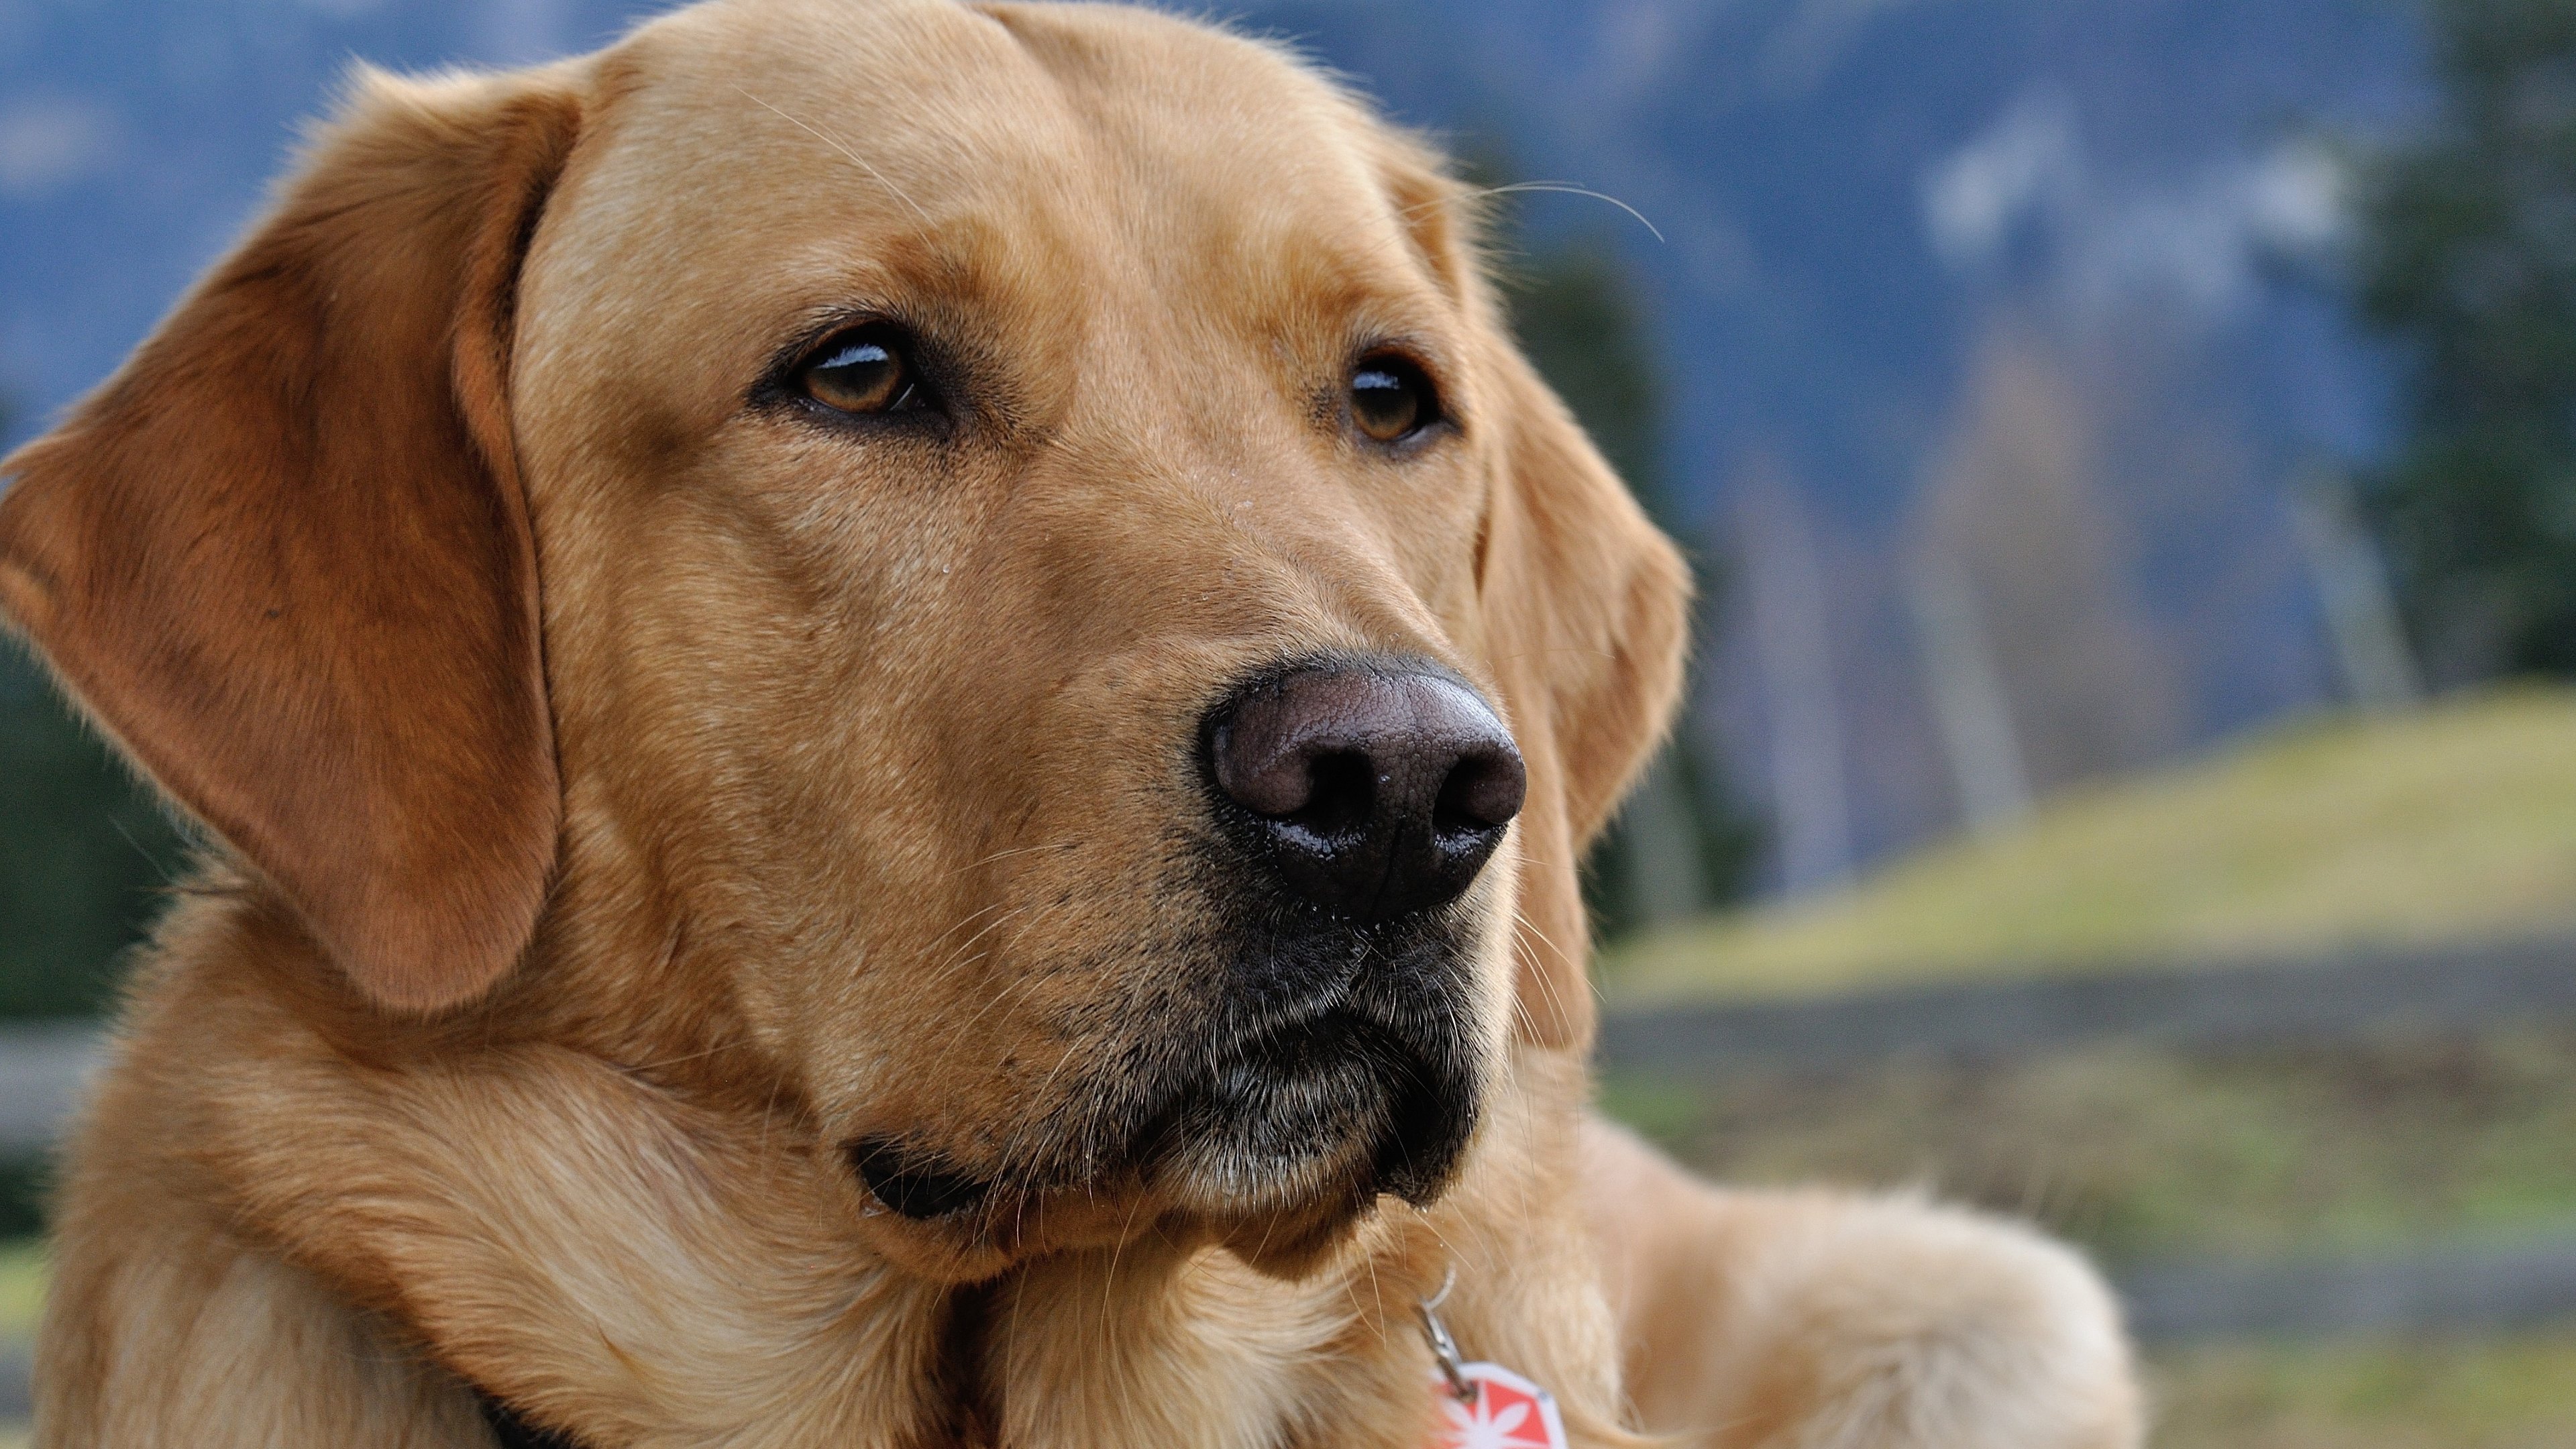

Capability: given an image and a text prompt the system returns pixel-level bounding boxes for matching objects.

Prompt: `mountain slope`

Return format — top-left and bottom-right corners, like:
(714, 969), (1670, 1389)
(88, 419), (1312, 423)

(1609, 688), (2576, 1001)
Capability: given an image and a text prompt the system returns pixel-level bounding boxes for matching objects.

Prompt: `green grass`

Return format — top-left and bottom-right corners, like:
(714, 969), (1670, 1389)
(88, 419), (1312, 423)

(0, 1240), (40, 1340)
(1606, 688), (2576, 1002)
(2150, 1333), (2576, 1448)
(1601, 1026), (2576, 1266)
(1599, 1028), (2576, 1443)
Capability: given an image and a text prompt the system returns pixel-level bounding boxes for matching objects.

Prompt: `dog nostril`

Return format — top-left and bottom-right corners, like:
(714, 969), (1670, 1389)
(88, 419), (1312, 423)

(1433, 744), (1526, 837)
(1288, 750), (1376, 838)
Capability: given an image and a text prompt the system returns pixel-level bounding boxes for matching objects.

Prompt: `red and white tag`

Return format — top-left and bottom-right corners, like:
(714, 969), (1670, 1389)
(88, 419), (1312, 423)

(1427, 1361), (1568, 1449)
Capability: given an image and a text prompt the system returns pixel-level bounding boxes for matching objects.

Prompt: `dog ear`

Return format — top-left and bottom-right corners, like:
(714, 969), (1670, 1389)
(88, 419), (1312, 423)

(0, 66), (586, 1014)
(1475, 348), (1692, 1049)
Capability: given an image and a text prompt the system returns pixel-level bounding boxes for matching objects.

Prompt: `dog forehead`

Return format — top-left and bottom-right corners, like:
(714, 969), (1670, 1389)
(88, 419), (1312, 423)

(522, 0), (1437, 380)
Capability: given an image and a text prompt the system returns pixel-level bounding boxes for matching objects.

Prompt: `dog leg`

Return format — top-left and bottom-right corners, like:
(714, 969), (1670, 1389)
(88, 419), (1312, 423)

(1579, 1118), (2142, 1449)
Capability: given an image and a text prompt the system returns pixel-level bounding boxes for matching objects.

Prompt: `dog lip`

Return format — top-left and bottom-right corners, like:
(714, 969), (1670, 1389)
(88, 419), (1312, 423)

(1146, 1005), (1477, 1207)
(1208, 974), (1360, 1059)
(1228, 1008), (1364, 1071)
(847, 1136), (991, 1220)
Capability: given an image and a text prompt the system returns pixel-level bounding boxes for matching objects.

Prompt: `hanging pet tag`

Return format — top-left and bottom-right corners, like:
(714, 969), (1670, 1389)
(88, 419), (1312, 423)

(1417, 1269), (1568, 1449)
(1426, 1360), (1568, 1449)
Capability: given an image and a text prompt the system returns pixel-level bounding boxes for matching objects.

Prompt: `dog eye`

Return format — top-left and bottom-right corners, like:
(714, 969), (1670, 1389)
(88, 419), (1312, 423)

(1349, 354), (1440, 445)
(798, 326), (924, 415)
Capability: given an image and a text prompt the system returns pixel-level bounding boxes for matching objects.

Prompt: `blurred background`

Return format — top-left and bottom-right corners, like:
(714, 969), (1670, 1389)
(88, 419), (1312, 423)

(6, 0), (2576, 1443)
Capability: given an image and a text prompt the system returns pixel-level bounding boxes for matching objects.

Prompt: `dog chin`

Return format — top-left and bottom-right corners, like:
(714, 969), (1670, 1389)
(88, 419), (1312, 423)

(1152, 1012), (1480, 1235)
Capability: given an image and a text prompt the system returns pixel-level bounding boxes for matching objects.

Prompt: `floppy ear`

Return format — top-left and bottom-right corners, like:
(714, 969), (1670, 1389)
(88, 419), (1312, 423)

(0, 66), (585, 1014)
(1477, 345), (1693, 1051)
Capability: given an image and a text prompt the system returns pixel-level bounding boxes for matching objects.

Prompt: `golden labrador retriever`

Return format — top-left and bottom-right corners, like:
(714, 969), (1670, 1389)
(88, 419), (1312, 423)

(0, 1), (2141, 1444)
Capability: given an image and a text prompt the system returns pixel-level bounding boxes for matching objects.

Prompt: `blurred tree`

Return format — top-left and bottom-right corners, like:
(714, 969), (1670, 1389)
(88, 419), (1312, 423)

(1507, 242), (1669, 517)
(0, 396), (187, 1018)
(1494, 225), (1764, 936)
(2355, 0), (2576, 677)
(1912, 321), (2184, 800)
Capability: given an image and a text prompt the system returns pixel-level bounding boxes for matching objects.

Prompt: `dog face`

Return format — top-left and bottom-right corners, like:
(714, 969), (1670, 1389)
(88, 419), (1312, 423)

(0, 0), (1686, 1282)
(529, 0), (1536, 1270)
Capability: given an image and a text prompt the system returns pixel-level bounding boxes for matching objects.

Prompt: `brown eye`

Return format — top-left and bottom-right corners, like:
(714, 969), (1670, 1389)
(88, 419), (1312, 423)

(1350, 354), (1439, 444)
(799, 327), (921, 414)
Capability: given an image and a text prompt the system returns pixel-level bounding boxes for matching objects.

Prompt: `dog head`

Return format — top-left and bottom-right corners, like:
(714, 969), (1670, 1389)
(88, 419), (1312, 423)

(0, 0), (1685, 1280)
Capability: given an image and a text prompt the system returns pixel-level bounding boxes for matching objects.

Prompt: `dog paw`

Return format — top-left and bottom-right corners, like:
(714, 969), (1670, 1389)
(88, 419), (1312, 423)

(1704, 1193), (2143, 1449)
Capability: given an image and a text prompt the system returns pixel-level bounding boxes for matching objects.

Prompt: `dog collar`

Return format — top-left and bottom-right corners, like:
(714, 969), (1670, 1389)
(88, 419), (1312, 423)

(1417, 1271), (1570, 1449)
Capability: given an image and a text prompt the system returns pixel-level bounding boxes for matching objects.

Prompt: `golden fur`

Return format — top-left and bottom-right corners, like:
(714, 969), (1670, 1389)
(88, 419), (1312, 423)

(0, 2), (2143, 1444)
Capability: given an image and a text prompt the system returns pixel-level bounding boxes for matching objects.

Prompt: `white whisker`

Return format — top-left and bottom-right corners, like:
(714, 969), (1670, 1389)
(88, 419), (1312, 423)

(731, 85), (934, 227)
(1417, 180), (1666, 244)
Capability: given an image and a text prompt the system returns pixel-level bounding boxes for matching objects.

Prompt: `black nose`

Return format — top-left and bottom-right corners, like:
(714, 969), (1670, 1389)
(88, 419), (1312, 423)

(1203, 662), (1526, 922)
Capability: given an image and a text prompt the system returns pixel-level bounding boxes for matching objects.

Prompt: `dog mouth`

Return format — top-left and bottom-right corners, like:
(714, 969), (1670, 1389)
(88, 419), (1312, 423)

(847, 1138), (994, 1222)
(1144, 1008), (1477, 1216)
(842, 1003), (1481, 1234)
